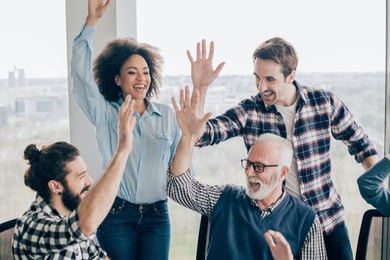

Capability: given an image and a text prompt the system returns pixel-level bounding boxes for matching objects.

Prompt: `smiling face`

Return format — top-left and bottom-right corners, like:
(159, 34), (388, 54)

(61, 156), (93, 211)
(115, 54), (151, 101)
(253, 58), (296, 106)
(244, 141), (284, 202)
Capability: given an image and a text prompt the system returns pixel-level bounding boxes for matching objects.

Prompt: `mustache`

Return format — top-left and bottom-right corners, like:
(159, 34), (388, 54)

(80, 185), (91, 194)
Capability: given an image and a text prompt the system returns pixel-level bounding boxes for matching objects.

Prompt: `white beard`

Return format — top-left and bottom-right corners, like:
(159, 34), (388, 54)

(245, 175), (278, 200)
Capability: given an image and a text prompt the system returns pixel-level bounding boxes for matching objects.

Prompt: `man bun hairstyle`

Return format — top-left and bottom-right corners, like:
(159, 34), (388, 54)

(23, 142), (80, 202)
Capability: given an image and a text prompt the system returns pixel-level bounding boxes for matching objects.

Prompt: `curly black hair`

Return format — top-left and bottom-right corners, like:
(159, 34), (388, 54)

(93, 37), (164, 102)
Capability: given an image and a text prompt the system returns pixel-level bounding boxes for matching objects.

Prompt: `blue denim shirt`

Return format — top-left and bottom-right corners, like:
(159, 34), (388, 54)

(70, 25), (180, 203)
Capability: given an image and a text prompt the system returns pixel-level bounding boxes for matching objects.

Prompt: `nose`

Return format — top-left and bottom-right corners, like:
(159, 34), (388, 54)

(245, 166), (256, 177)
(136, 72), (145, 81)
(256, 79), (267, 92)
(86, 174), (94, 186)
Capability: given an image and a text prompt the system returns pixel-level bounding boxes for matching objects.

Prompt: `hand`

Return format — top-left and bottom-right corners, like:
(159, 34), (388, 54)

(117, 95), (136, 154)
(264, 230), (293, 260)
(171, 86), (212, 138)
(187, 39), (225, 92)
(86, 0), (111, 27)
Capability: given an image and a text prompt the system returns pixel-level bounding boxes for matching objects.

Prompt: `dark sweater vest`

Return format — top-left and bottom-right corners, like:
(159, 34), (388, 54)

(206, 185), (316, 260)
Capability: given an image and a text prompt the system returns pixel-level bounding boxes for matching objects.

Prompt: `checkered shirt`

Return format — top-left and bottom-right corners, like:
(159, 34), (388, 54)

(12, 195), (107, 259)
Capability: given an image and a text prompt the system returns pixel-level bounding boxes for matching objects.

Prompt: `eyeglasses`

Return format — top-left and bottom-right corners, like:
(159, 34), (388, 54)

(240, 159), (278, 173)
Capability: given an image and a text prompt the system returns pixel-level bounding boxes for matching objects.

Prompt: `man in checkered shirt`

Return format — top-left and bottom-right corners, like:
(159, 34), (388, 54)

(187, 37), (379, 259)
(12, 96), (136, 259)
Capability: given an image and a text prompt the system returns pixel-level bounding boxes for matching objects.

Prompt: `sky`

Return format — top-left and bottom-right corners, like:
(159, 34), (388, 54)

(0, 0), (386, 79)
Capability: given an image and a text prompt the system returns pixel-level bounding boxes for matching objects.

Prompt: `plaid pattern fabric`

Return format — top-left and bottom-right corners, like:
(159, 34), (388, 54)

(167, 168), (327, 259)
(12, 195), (107, 259)
(197, 81), (378, 234)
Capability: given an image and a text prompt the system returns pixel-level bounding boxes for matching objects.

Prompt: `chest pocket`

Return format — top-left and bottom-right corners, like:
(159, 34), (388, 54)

(156, 133), (173, 162)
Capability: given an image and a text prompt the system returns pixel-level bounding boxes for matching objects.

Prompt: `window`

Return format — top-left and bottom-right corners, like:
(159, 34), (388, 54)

(0, 1), (68, 222)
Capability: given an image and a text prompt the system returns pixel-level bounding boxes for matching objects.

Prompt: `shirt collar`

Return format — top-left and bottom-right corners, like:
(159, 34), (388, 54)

(250, 191), (286, 218)
(117, 97), (162, 117)
(34, 194), (62, 218)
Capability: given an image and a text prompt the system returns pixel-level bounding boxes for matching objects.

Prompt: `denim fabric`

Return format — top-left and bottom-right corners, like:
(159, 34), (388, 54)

(324, 222), (353, 260)
(97, 197), (170, 260)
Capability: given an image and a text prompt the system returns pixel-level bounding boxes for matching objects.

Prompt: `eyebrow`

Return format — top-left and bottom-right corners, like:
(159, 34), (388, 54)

(126, 66), (149, 71)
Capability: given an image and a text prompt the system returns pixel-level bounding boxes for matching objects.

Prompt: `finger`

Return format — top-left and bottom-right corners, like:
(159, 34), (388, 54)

(196, 41), (201, 61)
(179, 88), (185, 110)
(201, 39), (207, 60)
(214, 62), (226, 76)
(273, 231), (288, 245)
(171, 96), (179, 113)
(184, 85), (191, 107)
(103, 0), (111, 8)
(186, 50), (194, 63)
(207, 41), (215, 60)
(120, 95), (133, 116)
(201, 112), (212, 123)
(264, 231), (277, 247)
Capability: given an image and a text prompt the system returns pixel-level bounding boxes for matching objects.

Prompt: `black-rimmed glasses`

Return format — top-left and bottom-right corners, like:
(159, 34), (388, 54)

(240, 159), (278, 173)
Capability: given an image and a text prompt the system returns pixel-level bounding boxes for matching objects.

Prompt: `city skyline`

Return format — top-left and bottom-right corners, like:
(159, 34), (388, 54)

(0, 0), (386, 79)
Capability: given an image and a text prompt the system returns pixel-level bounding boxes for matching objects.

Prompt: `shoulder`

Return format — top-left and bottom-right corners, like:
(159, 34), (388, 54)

(297, 84), (341, 108)
(221, 185), (248, 200)
(299, 85), (335, 99)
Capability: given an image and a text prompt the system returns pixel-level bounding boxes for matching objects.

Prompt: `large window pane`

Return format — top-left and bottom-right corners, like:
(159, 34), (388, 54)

(0, 1), (68, 222)
(137, 0), (386, 259)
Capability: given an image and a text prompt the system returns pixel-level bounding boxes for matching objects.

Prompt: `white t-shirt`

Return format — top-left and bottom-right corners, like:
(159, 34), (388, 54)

(275, 101), (302, 199)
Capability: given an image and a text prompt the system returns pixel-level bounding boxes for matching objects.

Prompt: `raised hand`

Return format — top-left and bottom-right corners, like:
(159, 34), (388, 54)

(117, 95), (136, 154)
(187, 39), (225, 91)
(264, 230), (293, 260)
(86, 0), (111, 27)
(171, 86), (212, 139)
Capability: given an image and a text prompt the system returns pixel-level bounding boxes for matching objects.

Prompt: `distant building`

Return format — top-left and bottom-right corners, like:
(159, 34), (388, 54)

(0, 69), (68, 126)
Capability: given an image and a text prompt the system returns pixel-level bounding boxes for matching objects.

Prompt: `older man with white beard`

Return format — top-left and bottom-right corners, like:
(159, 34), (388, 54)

(167, 86), (327, 260)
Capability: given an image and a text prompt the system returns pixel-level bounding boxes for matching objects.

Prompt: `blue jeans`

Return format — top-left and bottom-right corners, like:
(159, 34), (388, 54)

(97, 197), (170, 260)
(324, 222), (353, 260)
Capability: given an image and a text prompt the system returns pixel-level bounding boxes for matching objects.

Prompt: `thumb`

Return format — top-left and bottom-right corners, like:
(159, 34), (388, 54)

(201, 112), (212, 123)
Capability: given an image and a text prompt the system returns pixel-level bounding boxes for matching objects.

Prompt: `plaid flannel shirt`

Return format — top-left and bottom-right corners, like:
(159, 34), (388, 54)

(12, 195), (107, 259)
(197, 81), (378, 234)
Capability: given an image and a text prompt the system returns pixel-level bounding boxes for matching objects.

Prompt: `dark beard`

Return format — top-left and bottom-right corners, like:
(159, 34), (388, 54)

(61, 185), (81, 211)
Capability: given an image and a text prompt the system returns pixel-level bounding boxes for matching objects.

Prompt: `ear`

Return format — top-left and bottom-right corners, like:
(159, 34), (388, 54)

(279, 166), (290, 181)
(114, 75), (121, 87)
(48, 180), (63, 196)
(286, 70), (296, 84)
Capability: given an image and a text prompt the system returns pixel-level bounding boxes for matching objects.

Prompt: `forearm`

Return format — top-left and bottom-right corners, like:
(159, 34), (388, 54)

(78, 149), (129, 235)
(170, 134), (198, 176)
(361, 154), (380, 170)
(85, 15), (99, 27)
(166, 168), (221, 216)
